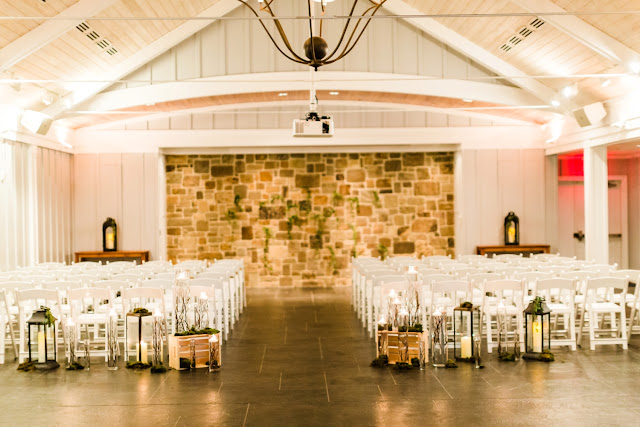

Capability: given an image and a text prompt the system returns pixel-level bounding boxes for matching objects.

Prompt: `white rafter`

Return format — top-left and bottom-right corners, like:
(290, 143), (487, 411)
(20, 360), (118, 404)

(43, 0), (242, 119)
(385, 0), (567, 109)
(510, 0), (640, 66)
(74, 71), (545, 112)
(0, 0), (118, 73)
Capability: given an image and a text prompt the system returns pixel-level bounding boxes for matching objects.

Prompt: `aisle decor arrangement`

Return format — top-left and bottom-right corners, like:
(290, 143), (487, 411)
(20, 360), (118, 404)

(496, 301), (520, 362)
(523, 297), (554, 362)
(169, 327), (221, 371)
(18, 306), (59, 371)
(375, 287), (426, 369)
(453, 302), (483, 369)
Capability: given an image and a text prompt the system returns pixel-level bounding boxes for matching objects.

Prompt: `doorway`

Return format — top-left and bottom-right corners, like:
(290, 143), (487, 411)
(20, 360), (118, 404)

(557, 177), (628, 268)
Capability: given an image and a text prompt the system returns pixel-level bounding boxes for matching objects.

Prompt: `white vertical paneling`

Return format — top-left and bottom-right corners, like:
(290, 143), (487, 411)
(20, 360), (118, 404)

(73, 154), (98, 251)
(476, 150), (500, 244)
(419, 35), (443, 77)
(225, 8), (250, 75)
(498, 150), (523, 221)
(148, 117), (170, 130)
(157, 154), (167, 261)
(200, 21), (226, 76)
(72, 153), (159, 258)
(544, 155), (559, 254)
(151, 50), (176, 83)
(126, 65), (151, 89)
(97, 154), (123, 249)
(522, 149), (546, 244)
(176, 35), (200, 81)
(121, 153), (144, 251)
(393, 19), (419, 75)
(193, 113), (214, 129)
(368, 18), (393, 74)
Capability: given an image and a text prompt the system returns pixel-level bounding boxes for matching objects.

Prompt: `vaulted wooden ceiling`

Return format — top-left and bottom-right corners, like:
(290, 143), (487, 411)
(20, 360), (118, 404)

(1, 0), (640, 131)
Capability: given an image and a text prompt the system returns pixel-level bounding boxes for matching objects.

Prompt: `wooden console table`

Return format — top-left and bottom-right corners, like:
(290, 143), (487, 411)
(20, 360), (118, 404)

(75, 251), (150, 264)
(476, 245), (550, 258)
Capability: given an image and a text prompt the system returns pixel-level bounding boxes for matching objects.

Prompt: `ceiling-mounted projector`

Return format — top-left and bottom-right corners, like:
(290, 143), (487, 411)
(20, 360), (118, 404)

(293, 111), (333, 137)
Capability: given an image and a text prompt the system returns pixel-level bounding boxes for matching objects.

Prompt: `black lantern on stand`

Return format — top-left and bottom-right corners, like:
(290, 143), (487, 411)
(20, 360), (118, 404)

(504, 212), (519, 246)
(453, 304), (477, 360)
(523, 297), (553, 361)
(103, 217), (117, 252)
(26, 308), (59, 370)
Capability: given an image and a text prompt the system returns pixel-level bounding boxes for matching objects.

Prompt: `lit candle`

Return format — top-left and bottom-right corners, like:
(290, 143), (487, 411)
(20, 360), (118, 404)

(200, 292), (208, 301)
(461, 336), (472, 358)
(532, 321), (542, 353)
(37, 330), (46, 363)
(388, 289), (397, 299)
(140, 341), (148, 364)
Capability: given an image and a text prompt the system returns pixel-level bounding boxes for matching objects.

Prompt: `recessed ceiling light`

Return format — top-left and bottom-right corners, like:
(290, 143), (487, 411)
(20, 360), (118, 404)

(601, 78), (611, 88)
(630, 62), (640, 74)
(561, 84), (578, 98)
(462, 98), (473, 103)
(551, 100), (561, 107)
(278, 92), (288, 97)
(329, 91), (340, 96)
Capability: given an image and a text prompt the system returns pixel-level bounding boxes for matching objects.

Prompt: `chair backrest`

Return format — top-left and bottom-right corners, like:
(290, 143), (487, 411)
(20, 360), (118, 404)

(191, 278), (227, 294)
(19, 275), (52, 285)
(530, 253), (560, 261)
(68, 287), (112, 316)
(536, 265), (570, 274)
(512, 271), (553, 290)
(92, 280), (129, 290)
(453, 268), (482, 279)
(457, 254), (487, 263)
(198, 272), (229, 282)
(37, 262), (66, 270)
(582, 264), (617, 274)
(492, 254), (522, 262)
(609, 269), (640, 283)
(534, 278), (576, 305)
(438, 263), (471, 272)
(143, 279), (173, 290)
(122, 287), (166, 314)
(72, 261), (102, 269)
(15, 288), (62, 322)
(373, 275), (409, 288)
(65, 274), (97, 285)
(106, 260), (137, 268)
(468, 273), (502, 286)
(42, 280), (83, 291)
(430, 280), (472, 310)
(481, 279), (524, 307)
(153, 272), (176, 281)
(421, 274), (452, 285)
(111, 274), (143, 284)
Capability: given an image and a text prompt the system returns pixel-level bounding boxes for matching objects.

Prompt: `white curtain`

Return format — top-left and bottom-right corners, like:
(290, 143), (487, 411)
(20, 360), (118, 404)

(0, 139), (72, 270)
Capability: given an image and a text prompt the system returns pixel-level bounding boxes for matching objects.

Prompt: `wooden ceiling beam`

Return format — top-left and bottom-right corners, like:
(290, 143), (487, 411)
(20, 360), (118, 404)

(0, 0), (118, 73)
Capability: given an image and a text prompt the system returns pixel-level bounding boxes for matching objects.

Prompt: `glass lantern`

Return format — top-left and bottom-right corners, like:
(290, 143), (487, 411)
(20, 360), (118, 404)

(504, 211), (519, 246)
(27, 309), (59, 370)
(453, 305), (476, 360)
(523, 298), (551, 359)
(102, 217), (117, 252)
(125, 310), (152, 363)
(174, 269), (191, 334)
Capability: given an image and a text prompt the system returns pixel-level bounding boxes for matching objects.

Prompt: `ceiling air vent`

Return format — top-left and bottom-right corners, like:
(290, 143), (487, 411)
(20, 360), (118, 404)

(75, 21), (120, 57)
(498, 18), (546, 53)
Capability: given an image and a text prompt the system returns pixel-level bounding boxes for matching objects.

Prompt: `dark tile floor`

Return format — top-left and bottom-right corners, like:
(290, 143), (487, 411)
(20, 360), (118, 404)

(2, 287), (640, 426)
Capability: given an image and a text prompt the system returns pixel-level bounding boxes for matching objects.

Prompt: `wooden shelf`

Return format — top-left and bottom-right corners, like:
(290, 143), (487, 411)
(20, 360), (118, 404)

(75, 251), (150, 264)
(476, 245), (550, 257)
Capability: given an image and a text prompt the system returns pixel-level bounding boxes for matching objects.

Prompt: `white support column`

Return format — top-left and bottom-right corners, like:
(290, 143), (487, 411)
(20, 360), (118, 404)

(584, 146), (608, 263)
(157, 153), (167, 262)
(544, 155), (559, 254)
(453, 150), (464, 257)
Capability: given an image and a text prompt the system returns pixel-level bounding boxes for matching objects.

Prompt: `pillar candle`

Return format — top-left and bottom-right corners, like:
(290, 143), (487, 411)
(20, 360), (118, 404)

(141, 341), (148, 364)
(461, 336), (472, 358)
(532, 321), (542, 353)
(38, 331), (46, 363)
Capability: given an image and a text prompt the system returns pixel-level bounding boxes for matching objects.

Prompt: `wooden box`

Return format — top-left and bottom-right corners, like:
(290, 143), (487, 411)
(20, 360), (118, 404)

(168, 334), (221, 370)
(377, 331), (424, 364)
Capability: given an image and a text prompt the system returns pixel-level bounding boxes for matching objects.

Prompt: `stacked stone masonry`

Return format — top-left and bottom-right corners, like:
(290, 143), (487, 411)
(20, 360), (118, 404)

(166, 152), (455, 287)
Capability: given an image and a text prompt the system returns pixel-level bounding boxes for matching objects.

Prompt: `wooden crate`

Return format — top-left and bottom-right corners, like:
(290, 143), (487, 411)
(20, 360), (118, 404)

(168, 334), (222, 370)
(377, 331), (423, 364)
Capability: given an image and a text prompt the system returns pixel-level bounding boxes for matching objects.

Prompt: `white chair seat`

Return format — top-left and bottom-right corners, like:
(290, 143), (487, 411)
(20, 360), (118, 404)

(547, 302), (570, 313)
(76, 313), (108, 324)
(486, 304), (520, 316)
(590, 302), (623, 313)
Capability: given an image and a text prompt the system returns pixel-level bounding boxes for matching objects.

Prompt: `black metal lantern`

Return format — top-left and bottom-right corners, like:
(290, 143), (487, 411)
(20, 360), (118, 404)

(27, 309), (59, 370)
(453, 304), (476, 360)
(504, 211), (519, 246)
(103, 217), (117, 252)
(523, 298), (551, 359)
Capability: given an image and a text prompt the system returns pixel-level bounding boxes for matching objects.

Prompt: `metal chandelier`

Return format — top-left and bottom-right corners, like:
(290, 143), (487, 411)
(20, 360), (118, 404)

(237, 0), (388, 70)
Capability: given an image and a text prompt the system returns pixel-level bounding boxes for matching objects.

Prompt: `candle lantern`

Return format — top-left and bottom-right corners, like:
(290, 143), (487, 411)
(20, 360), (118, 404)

(125, 309), (152, 363)
(107, 309), (119, 370)
(453, 304), (476, 360)
(523, 297), (551, 359)
(504, 211), (519, 246)
(208, 334), (220, 372)
(26, 308), (59, 370)
(102, 217), (117, 252)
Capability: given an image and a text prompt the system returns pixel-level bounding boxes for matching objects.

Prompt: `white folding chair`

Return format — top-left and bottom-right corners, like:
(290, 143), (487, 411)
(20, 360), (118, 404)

(371, 275), (409, 337)
(533, 278), (577, 350)
(15, 288), (64, 363)
(154, 272), (177, 281)
(0, 286), (19, 363)
(609, 270), (640, 340)
(199, 271), (237, 328)
(68, 287), (113, 360)
(190, 285), (220, 332)
(481, 280), (525, 354)
(578, 277), (628, 350)
(191, 278), (230, 341)
(121, 287), (169, 360)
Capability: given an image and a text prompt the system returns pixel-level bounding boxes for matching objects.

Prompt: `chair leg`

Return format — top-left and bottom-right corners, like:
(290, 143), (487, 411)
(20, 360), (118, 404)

(628, 305), (637, 343)
(0, 316), (5, 364)
(577, 305), (586, 347)
(485, 311), (493, 353)
(570, 311), (577, 351)
(7, 315), (18, 358)
(620, 309), (628, 350)
(589, 310), (596, 351)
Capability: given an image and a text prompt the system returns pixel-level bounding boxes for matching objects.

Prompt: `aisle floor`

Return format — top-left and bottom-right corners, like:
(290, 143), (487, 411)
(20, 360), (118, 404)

(1, 287), (640, 426)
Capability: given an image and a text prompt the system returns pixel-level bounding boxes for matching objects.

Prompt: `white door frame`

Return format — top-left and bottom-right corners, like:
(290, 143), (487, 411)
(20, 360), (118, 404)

(558, 175), (628, 268)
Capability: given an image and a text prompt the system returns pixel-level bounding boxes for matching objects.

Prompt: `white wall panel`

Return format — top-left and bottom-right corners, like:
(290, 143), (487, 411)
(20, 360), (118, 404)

(457, 149), (546, 255)
(73, 153), (159, 259)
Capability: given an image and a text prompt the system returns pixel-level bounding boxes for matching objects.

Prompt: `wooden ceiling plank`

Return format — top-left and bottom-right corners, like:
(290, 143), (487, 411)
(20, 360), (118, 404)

(0, 0), (118, 73)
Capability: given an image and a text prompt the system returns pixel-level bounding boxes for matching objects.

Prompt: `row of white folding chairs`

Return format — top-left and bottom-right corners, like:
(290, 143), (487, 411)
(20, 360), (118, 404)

(0, 279), (231, 364)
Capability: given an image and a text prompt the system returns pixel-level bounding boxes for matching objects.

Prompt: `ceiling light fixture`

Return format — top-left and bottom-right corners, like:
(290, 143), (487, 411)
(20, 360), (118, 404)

(329, 91), (340, 95)
(630, 62), (640, 74)
(561, 84), (578, 98)
(462, 98), (473, 103)
(278, 92), (288, 97)
(237, 0), (387, 70)
(551, 100), (561, 107)
(600, 78), (611, 88)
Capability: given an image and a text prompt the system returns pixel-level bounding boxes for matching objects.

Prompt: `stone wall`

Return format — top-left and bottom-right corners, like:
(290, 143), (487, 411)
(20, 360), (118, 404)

(166, 152), (455, 287)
